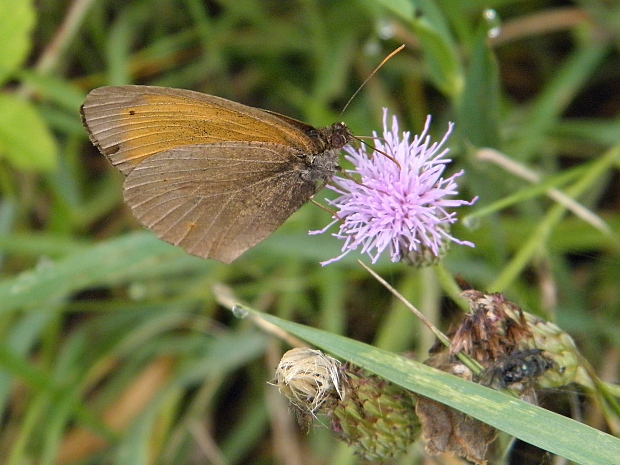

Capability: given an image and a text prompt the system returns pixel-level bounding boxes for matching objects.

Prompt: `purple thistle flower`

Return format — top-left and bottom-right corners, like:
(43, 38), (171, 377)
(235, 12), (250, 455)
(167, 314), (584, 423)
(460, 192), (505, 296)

(311, 110), (477, 266)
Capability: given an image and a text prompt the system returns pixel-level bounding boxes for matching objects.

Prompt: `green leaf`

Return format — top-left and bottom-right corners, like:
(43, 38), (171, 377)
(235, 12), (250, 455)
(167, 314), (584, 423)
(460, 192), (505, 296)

(412, 18), (463, 97)
(373, 0), (463, 97)
(372, 0), (415, 21)
(0, 0), (35, 84)
(457, 22), (501, 148)
(0, 232), (211, 313)
(463, 163), (587, 223)
(507, 40), (609, 162)
(0, 94), (57, 171)
(554, 118), (620, 146)
(115, 332), (267, 465)
(238, 307), (620, 465)
(370, 0), (462, 97)
(17, 70), (87, 114)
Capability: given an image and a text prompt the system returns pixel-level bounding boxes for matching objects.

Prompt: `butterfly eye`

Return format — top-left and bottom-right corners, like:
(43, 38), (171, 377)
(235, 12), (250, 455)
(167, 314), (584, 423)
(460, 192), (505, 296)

(331, 133), (348, 148)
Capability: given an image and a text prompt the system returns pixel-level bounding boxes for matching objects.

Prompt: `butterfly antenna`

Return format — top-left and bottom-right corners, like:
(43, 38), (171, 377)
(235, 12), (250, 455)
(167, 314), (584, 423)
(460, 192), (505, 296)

(351, 135), (401, 170)
(310, 198), (343, 222)
(340, 44), (405, 115)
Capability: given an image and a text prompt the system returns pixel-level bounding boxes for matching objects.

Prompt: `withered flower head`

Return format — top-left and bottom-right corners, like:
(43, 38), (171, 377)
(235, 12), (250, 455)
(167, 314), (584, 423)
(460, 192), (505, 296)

(418, 351), (496, 464)
(450, 289), (532, 362)
(272, 347), (345, 420)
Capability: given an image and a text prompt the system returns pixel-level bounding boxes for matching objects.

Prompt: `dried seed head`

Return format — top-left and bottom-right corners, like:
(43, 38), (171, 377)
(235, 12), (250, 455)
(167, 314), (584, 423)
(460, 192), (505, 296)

(451, 290), (533, 362)
(271, 348), (345, 420)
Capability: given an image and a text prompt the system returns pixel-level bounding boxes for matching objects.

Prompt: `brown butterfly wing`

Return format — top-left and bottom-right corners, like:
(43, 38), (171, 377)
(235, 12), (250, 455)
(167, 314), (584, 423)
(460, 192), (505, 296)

(80, 85), (319, 175)
(123, 142), (318, 263)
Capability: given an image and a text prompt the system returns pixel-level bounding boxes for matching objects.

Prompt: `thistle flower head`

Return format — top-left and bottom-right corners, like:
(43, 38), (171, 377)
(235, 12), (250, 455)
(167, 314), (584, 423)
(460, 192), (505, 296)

(312, 110), (476, 265)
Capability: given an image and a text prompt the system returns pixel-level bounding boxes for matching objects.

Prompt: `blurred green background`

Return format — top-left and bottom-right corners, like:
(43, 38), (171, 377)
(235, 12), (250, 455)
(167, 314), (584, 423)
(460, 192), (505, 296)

(1, 0), (619, 464)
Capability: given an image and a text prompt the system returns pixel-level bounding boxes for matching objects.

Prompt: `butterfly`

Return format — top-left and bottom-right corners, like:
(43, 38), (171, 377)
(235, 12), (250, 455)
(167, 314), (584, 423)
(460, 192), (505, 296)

(81, 86), (351, 263)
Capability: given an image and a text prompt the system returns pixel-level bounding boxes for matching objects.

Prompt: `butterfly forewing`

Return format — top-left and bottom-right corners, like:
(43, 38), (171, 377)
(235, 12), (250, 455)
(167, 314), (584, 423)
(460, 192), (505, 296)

(81, 86), (321, 175)
(123, 142), (318, 263)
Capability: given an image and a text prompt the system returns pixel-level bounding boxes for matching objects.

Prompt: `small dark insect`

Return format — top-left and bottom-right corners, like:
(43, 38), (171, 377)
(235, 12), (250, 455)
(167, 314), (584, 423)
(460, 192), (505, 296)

(479, 349), (554, 392)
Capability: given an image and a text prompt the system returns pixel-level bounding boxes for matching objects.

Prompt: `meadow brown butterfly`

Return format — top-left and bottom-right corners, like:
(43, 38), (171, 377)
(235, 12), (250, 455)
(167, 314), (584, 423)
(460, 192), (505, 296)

(81, 86), (351, 263)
